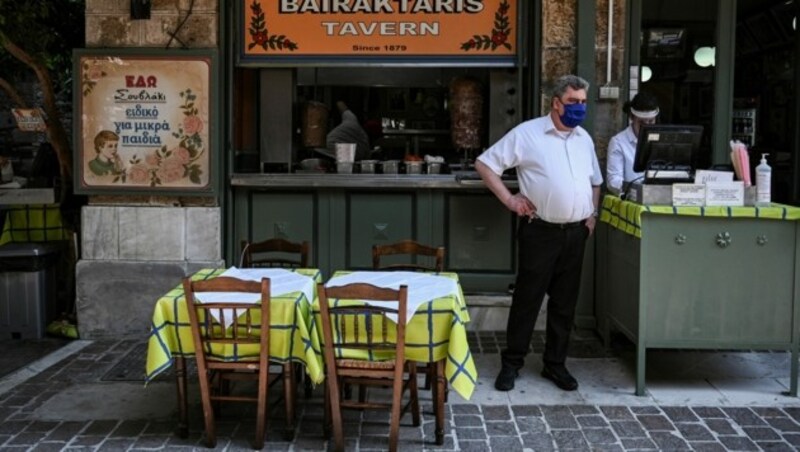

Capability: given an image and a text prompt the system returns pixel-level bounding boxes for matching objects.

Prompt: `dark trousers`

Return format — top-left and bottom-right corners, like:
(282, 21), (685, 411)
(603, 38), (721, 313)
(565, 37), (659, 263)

(501, 219), (589, 370)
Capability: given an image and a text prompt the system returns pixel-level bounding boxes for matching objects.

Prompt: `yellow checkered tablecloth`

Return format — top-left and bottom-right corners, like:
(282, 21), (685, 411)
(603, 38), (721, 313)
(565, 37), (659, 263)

(308, 271), (477, 400)
(0, 204), (70, 245)
(600, 195), (800, 238)
(145, 268), (324, 384)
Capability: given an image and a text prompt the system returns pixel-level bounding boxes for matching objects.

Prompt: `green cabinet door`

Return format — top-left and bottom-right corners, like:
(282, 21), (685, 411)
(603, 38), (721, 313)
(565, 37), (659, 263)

(248, 191), (317, 265)
(447, 193), (515, 272)
(347, 192), (416, 269)
(642, 215), (796, 345)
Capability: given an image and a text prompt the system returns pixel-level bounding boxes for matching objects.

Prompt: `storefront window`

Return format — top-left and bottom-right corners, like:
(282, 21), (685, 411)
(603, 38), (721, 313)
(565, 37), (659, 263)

(639, 0), (718, 169)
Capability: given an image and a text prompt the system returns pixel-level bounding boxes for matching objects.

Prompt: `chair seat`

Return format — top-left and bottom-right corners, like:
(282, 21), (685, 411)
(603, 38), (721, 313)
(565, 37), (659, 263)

(337, 358), (396, 370)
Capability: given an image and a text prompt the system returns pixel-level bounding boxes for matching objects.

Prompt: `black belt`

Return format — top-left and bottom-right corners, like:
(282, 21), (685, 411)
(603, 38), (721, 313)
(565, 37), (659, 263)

(529, 217), (585, 229)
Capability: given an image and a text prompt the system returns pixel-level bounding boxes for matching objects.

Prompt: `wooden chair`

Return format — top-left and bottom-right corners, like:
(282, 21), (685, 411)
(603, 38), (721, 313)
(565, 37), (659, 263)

(373, 239), (446, 392)
(183, 276), (280, 449)
(241, 238), (314, 399)
(372, 239), (445, 272)
(240, 238), (310, 268)
(317, 282), (421, 452)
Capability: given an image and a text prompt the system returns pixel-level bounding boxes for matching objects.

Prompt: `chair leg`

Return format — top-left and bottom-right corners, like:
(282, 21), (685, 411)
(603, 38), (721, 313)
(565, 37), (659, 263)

(422, 363), (432, 390)
(328, 377), (345, 452)
(421, 364), (446, 401)
(408, 363), (421, 427)
(282, 362), (296, 440)
(174, 357), (189, 439)
(434, 359), (445, 446)
(389, 369), (404, 452)
(254, 366), (269, 450)
(323, 383), (332, 438)
(297, 363), (313, 398)
(197, 371), (217, 448)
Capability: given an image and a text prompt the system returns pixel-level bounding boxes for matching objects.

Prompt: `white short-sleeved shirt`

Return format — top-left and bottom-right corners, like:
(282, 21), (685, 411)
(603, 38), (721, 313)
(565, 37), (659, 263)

(477, 114), (603, 223)
(606, 125), (643, 191)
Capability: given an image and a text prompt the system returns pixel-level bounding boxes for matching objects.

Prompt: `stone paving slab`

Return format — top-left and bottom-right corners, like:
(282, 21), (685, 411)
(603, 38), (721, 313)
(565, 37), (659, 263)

(0, 339), (70, 379)
(1, 338), (800, 450)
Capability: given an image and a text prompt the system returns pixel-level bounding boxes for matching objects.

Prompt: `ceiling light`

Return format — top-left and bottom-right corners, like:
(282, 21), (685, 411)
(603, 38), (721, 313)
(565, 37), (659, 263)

(641, 66), (652, 82)
(694, 47), (715, 68)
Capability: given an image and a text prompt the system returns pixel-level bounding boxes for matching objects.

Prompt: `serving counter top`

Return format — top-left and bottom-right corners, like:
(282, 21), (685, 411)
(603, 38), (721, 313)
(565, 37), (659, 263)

(231, 172), (518, 189)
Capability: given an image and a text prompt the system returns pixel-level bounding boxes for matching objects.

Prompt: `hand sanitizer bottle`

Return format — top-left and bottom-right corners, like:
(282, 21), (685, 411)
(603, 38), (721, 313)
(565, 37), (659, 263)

(756, 153), (771, 207)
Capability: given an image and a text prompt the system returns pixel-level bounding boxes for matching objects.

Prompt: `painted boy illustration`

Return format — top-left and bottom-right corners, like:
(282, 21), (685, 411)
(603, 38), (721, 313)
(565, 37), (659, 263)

(89, 130), (124, 177)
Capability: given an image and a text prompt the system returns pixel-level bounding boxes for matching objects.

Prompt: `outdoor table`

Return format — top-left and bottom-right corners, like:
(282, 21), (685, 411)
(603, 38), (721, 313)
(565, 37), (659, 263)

(144, 267), (323, 437)
(311, 270), (477, 445)
(597, 194), (800, 396)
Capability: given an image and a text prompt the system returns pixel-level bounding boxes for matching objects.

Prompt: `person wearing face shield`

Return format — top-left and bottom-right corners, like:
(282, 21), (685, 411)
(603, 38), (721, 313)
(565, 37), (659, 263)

(475, 74), (603, 393)
(606, 91), (660, 195)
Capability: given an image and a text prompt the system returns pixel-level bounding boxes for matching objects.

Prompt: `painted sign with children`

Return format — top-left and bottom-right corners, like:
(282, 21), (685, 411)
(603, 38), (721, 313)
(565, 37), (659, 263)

(74, 50), (217, 194)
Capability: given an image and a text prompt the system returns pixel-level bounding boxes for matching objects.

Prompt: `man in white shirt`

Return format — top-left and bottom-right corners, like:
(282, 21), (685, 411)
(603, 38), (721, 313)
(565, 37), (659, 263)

(606, 91), (660, 194)
(476, 74), (602, 392)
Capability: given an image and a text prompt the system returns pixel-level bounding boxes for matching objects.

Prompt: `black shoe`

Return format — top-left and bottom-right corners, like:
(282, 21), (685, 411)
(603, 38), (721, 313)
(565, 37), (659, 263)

(541, 364), (578, 391)
(494, 367), (518, 391)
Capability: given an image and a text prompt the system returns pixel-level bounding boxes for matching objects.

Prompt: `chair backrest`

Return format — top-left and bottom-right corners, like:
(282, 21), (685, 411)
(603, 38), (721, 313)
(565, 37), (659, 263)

(372, 239), (445, 272)
(183, 276), (271, 368)
(240, 238), (310, 268)
(317, 282), (409, 365)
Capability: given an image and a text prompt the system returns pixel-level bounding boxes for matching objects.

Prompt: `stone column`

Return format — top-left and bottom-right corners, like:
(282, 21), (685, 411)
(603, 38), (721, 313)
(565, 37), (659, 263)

(540, 0), (627, 159)
(77, 0), (221, 339)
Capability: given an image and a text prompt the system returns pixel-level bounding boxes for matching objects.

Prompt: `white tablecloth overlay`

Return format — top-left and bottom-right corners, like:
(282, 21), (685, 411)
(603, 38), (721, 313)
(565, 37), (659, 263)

(324, 271), (460, 324)
(192, 267), (315, 328)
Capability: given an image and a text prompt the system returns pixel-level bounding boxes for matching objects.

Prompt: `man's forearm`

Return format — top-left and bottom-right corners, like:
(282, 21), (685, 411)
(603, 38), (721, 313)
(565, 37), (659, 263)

(592, 186), (601, 213)
(475, 160), (512, 206)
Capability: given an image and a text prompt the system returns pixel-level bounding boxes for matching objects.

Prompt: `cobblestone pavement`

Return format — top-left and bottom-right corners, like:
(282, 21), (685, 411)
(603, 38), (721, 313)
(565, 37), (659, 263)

(1, 338), (799, 451)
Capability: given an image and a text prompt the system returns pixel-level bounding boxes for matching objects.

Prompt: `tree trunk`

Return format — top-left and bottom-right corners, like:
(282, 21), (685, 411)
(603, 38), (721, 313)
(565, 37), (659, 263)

(0, 77), (28, 108)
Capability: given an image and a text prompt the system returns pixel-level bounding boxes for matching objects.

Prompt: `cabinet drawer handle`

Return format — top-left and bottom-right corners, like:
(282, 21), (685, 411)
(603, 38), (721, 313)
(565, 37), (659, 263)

(757, 235), (768, 246)
(716, 232), (732, 248)
(674, 234), (686, 245)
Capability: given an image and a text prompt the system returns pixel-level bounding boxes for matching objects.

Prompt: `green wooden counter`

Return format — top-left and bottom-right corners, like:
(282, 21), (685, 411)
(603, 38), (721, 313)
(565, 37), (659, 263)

(596, 195), (800, 396)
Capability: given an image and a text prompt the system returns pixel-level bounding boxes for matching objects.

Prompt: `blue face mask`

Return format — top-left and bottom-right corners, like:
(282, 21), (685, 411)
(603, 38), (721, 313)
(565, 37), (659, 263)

(559, 102), (587, 128)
